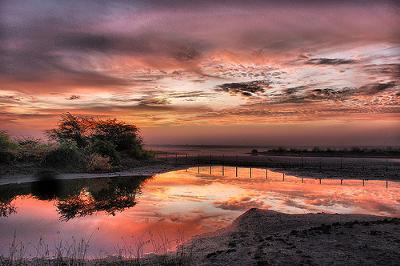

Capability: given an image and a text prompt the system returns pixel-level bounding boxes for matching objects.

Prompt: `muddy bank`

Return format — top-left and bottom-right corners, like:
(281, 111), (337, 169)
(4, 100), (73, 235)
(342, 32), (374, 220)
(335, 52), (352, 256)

(1, 155), (399, 186)
(0, 162), (186, 186)
(139, 209), (400, 266)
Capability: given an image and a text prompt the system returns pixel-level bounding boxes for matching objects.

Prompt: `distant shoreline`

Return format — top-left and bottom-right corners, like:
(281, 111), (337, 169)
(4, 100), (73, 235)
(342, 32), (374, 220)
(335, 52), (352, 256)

(1, 153), (399, 186)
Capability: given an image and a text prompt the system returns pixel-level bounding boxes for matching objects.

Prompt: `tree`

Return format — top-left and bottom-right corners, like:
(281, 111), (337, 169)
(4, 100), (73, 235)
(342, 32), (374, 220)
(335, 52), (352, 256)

(92, 119), (142, 152)
(46, 113), (93, 148)
(46, 113), (145, 159)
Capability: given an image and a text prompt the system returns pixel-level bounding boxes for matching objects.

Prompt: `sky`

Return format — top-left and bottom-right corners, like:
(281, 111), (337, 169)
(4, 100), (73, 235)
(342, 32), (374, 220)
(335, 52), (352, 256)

(0, 0), (399, 146)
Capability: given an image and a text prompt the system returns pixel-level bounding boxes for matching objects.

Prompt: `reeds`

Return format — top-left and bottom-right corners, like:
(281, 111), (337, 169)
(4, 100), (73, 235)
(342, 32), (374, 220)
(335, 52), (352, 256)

(0, 230), (194, 266)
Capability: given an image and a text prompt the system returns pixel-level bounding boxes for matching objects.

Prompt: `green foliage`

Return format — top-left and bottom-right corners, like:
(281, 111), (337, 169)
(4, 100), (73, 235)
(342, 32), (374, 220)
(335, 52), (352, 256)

(48, 113), (146, 160)
(15, 138), (52, 163)
(42, 142), (85, 170)
(86, 139), (120, 164)
(92, 119), (142, 153)
(86, 153), (112, 172)
(46, 113), (93, 148)
(0, 131), (16, 163)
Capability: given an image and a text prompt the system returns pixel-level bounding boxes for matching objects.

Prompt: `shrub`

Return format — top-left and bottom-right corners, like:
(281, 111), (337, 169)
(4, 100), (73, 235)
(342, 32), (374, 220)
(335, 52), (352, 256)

(86, 139), (120, 164)
(42, 142), (84, 169)
(15, 138), (52, 163)
(86, 154), (112, 172)
(0, 131), (16, 163)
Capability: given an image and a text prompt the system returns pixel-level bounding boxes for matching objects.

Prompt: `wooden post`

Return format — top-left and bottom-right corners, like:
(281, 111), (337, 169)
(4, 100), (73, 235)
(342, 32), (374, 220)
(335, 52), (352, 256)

(319, 178), (321, 184)
(362, 179), (365, 186)
(340, 179), (343, 185)
(386, 180), (388, 188)
(319, 159), (322, 172)
(265, 169), (268, 179)
(385, 159), (388, 173)
(236, 166), (238, 177)
(282, 172), (285, 181)
(301, 177), (304, 183)
(249, 168), (252, 178)
(222, 154), (225, 176)
(197, 154), (200, 174)
(209, 165), (212, 175)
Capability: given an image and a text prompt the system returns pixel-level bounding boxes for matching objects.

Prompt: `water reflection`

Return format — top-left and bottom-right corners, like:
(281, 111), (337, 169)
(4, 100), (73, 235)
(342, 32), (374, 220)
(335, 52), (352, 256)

(0, 167), (399, 257)
(0, 176), (147, 220)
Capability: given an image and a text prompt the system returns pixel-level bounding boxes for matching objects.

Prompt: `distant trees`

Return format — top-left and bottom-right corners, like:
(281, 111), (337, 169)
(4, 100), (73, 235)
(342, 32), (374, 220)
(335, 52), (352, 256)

(2, 113), (151, 173)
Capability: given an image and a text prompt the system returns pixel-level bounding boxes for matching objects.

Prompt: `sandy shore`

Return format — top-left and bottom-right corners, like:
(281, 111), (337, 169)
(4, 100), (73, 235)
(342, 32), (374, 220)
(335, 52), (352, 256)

(138, 209), (400, 266)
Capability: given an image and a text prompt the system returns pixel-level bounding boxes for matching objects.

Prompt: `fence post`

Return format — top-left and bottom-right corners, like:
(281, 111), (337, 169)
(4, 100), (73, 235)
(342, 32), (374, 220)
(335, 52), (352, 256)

(385, 159), (388, 173)
(282, 172), (285, 181)
(236, 166), (238, 177)
(265, 169), (268, 179)
(250, 168), (252, 178)
(319, 159), (322, 172)
(340, 157), (343, 170)
(222, 154), (225, 176)
(197, 154), (200, 174)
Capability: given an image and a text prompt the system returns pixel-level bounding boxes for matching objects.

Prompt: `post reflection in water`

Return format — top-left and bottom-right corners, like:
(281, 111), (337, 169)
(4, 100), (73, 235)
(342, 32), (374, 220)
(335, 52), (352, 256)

(0, 167), (399, 257)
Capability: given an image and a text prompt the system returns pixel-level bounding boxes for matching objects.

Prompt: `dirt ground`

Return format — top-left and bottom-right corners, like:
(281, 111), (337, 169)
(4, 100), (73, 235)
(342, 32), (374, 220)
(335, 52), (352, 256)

(139, 209), (400, 266)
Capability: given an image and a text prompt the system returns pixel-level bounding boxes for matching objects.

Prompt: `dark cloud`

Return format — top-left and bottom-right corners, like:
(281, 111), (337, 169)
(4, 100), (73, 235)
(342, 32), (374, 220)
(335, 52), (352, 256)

(0, 95), (22, 104)
(358, 81), (397, 95)
(66, 95), (80, 100)
(363, 64), (400, 80)
(216, 80), (270, 96)
(138, 97), (170, 106)
(167, 91), (213, 99)
(306, 58), (356, 65)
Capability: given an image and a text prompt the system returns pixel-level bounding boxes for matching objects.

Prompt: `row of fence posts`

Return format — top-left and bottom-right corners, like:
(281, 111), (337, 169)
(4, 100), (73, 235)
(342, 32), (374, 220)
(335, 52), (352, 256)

(154, 152), (393, 175)
(153, 152), (394, 188)
(190, 164), (391, 188)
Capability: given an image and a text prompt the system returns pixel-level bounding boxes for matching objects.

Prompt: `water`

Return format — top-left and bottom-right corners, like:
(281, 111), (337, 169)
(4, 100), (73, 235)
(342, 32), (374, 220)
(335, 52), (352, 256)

(0, 166), (399, 258)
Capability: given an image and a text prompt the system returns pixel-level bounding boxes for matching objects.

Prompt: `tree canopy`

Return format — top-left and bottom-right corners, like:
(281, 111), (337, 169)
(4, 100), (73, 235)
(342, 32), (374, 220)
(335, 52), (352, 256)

(46, 113), (144, 158)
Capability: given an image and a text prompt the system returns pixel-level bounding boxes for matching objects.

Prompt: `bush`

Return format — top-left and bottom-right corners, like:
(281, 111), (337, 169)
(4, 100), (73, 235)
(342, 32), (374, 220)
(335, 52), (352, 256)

(15, 138), (52, 163)
(86, 139), (120, 164)
(86, 154), (112, 172)
(42, 142), (84, 169)
(0, 131), (16, 164)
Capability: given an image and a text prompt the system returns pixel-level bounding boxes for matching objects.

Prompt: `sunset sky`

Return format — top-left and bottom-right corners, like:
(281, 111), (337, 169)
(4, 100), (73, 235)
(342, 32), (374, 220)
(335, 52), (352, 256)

(0, 0), (399, 146)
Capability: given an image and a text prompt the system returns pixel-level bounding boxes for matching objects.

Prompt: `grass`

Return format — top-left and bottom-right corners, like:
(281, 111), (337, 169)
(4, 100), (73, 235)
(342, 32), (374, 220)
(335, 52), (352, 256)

(0, 230), (194, 266)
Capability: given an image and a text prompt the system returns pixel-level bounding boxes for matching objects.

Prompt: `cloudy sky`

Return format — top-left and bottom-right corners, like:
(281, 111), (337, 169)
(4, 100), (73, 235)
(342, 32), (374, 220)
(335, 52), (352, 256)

(0, 0), (399, 146)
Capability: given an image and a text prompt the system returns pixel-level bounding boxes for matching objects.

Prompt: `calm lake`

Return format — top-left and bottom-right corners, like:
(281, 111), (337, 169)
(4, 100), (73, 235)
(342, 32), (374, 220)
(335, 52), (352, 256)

(0, 166), (399, 258)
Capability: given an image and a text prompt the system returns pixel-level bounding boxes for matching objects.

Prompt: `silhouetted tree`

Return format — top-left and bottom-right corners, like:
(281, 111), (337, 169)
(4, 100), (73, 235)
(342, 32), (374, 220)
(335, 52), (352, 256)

(46, 113), (145, 159)
(46, 113), (93, 148)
